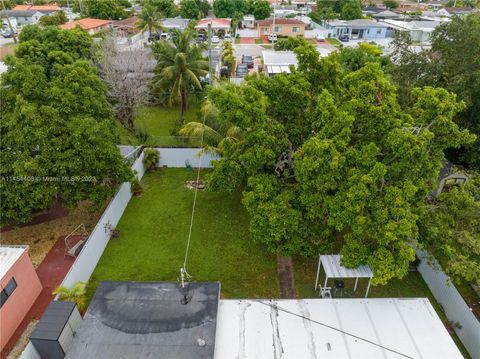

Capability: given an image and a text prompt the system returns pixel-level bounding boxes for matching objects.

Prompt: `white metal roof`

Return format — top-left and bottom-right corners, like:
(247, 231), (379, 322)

(262, 50), (298, 67)
(0, 245), (27, 279)
(214, 298), (463, 359)
(321, 254), (374, 278)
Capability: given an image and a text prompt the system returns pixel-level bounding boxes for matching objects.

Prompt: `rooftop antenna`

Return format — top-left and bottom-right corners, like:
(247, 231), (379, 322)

(179, 267), (192, 305)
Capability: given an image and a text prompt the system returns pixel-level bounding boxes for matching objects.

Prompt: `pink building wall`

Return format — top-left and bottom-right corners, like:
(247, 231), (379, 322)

(0, 248), (42, 351)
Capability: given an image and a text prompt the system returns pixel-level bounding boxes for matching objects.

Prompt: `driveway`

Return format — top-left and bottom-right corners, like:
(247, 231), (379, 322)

(234, 44), (265, 59)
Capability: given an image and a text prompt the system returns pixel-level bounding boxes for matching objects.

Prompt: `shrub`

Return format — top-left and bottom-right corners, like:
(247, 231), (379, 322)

(131, 177), (143, 194)
(53, 282), (87, 312)
(143, 148), (160, 171)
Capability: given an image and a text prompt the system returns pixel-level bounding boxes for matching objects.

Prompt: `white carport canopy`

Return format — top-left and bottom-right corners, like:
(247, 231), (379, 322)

(315, 255), (374, 298)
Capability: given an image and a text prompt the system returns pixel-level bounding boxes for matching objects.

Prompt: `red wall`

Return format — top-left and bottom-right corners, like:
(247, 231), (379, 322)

(0, 249), (42, 350)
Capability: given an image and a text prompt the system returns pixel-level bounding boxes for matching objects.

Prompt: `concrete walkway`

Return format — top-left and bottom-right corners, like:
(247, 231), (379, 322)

(277, 254), (296, 299)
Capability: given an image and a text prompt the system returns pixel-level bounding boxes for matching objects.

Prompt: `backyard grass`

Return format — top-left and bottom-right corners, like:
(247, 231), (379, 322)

(118, 102), (202, 146)
(87, 169), (279, 300)
(255, 38), (263, 44)
(294, 256), (471, 358)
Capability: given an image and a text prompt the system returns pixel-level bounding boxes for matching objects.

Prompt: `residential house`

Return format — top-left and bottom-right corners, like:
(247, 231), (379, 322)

(0, 10), (44, 28)
(426, 1), (445, 11)
(439, 7), (478, 17)
(60, 18), (112, 35)
(112, 16), (139, 35)
(262, 50), (298, 76)
(195, 18), (231, 35)
(0, 246), (42, 351)
(162, 17), (190, 31)
(372, 10), (402, 21)
(398, 1), (429, 12)
(53, 280), (463, 359)
(12, 4), (60, 14)
(326, 19), (389, 40)
(384, 19), (440, 42)
(241, 14), (255, 29)
(257, 18), (305, 39)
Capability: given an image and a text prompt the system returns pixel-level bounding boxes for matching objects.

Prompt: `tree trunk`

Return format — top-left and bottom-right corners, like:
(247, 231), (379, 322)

(180, 89), (188, 118)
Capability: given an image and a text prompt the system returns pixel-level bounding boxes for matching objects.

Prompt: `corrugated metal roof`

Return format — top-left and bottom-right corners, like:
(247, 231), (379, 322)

(0, 245), (27, 279)
(320, 255), (373, 278)
(214, 298), (464, 359)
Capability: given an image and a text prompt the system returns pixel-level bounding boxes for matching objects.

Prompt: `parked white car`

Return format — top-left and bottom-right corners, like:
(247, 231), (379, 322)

(224, 33), (232, 42)
(268, 33), (277, 42)
(211, 35), (220, 44)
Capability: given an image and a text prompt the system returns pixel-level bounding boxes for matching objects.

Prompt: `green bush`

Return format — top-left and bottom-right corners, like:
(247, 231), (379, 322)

(131, 177), (143, 193)
(143, 148), (160, 171)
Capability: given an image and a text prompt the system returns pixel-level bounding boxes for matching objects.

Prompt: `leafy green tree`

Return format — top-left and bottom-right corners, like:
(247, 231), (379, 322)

(419, 174), (480, 286)
(222, 40), (235, 74)
(180, 0), (201, 19)
(81, 0), (128, 20)
(213, 0), (246, 18)
(383, 0), (399, 9)
(203, 47), (475, 285)
(340, 0), (362, 20)
(274, 36), (310, 51)
(338, 42), (393, 72)
(0, 26), (132, 224)
(145, 0), (179, 18)
(252, 0), (271, 20)
(196, 0), (211, 17)
(38, 10), (68, 26)
(137, 2), (163, 34)
(392, 14), (480, 169)
(151, 29), (208, 116)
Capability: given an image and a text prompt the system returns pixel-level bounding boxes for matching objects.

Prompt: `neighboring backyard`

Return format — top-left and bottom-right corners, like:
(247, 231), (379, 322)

(119, 102), (202, 147)
(87, 169), (280, 299)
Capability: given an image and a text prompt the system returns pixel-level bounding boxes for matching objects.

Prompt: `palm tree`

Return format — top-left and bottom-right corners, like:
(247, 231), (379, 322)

(136, 3), (163, 35)
(151, 29), (208, 117)
(179, 101), (243, 153)
(53, 281), (88, 312)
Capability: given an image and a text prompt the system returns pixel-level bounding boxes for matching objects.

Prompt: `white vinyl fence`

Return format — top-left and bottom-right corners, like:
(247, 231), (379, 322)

(18, 343), (40, 359)
(156, 148), (219, 168)
(417, 250), (480, 359)
(59, 151), (146, 288)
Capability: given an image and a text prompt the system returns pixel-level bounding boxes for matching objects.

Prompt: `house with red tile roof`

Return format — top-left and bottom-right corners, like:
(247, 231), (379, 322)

(60, 18), (112, 35)
(13, 4), (60, 14)
(195, 18), (231, 34)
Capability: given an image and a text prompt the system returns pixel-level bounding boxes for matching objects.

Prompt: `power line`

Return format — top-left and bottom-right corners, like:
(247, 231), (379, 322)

(257, 300), (414, 359)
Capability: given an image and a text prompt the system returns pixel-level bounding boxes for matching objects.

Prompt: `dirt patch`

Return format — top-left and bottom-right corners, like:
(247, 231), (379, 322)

(0, 201), (101, 267)
(1, 203), (69, 233)
(184, 180), (205, 190)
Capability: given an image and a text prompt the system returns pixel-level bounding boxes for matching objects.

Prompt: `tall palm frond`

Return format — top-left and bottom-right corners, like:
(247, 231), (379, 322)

(151, 30), (208, 116)
(53, 281), (88, 311)
(136, 3), (163, 34)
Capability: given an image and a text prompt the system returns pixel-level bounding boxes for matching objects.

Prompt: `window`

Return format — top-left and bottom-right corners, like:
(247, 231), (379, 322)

(0, 277), (17, 308)
(263, 27), (269, 34)
(24, 17), (28, 21)
(377, 29), (382, 34)
(274, 26), (281, 33)
(292, 27), (299, 33)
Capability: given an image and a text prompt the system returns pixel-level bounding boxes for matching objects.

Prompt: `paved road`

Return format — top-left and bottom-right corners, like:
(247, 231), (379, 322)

(0, 36), (14, 47)
(234, 44), (265, 59)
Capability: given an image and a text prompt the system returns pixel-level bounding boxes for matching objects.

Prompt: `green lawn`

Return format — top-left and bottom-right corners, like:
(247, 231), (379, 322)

(294, 256), (471, 358)
(326, 37), (342, 46)
(87, 169), (279, 300)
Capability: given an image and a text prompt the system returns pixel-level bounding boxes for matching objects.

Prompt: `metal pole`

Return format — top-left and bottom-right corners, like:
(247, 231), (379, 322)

(208, 22), (212, 85)
(365, 278), (371, 298)
(1, 0), (17, 44)
(324, 276), (328, 289)
(315, 255), (321, 290)
(354, 277), (359, 292)
(271, 0), (276, 49)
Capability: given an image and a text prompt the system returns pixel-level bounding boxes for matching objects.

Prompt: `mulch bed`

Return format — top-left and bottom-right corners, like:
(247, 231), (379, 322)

(1, 203), (69, 233)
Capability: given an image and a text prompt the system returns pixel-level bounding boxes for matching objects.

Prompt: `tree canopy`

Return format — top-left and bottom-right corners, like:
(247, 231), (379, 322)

(38, 10), (68, 26)
(213, 0), (246, 18)
(0, 26), (132, 224)
(144, 0), (179, 18)
(392, 14), (480, 170)
(180, 0), (201, 19)
(200, 43), (475, 285)
(79, 0), (128, 20)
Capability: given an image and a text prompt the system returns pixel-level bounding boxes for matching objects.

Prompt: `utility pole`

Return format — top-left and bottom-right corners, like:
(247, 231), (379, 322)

(271, 0), (276, 49)
(1, 0), (17, 44)
(208, 22), (212, 85)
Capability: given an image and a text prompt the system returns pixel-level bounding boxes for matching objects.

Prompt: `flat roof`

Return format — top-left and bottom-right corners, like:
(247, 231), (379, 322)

(262, 50), (298, 67)
(31, 301), (76, 341)
(321, 254), (373, 278)
(66, 281), (220, 359)
(214, 298), (463, 359)
(0, 245), (27, 279)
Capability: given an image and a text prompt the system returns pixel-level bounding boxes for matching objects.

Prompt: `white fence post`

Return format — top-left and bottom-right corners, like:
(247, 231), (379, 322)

(417, 250), (480, 359)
